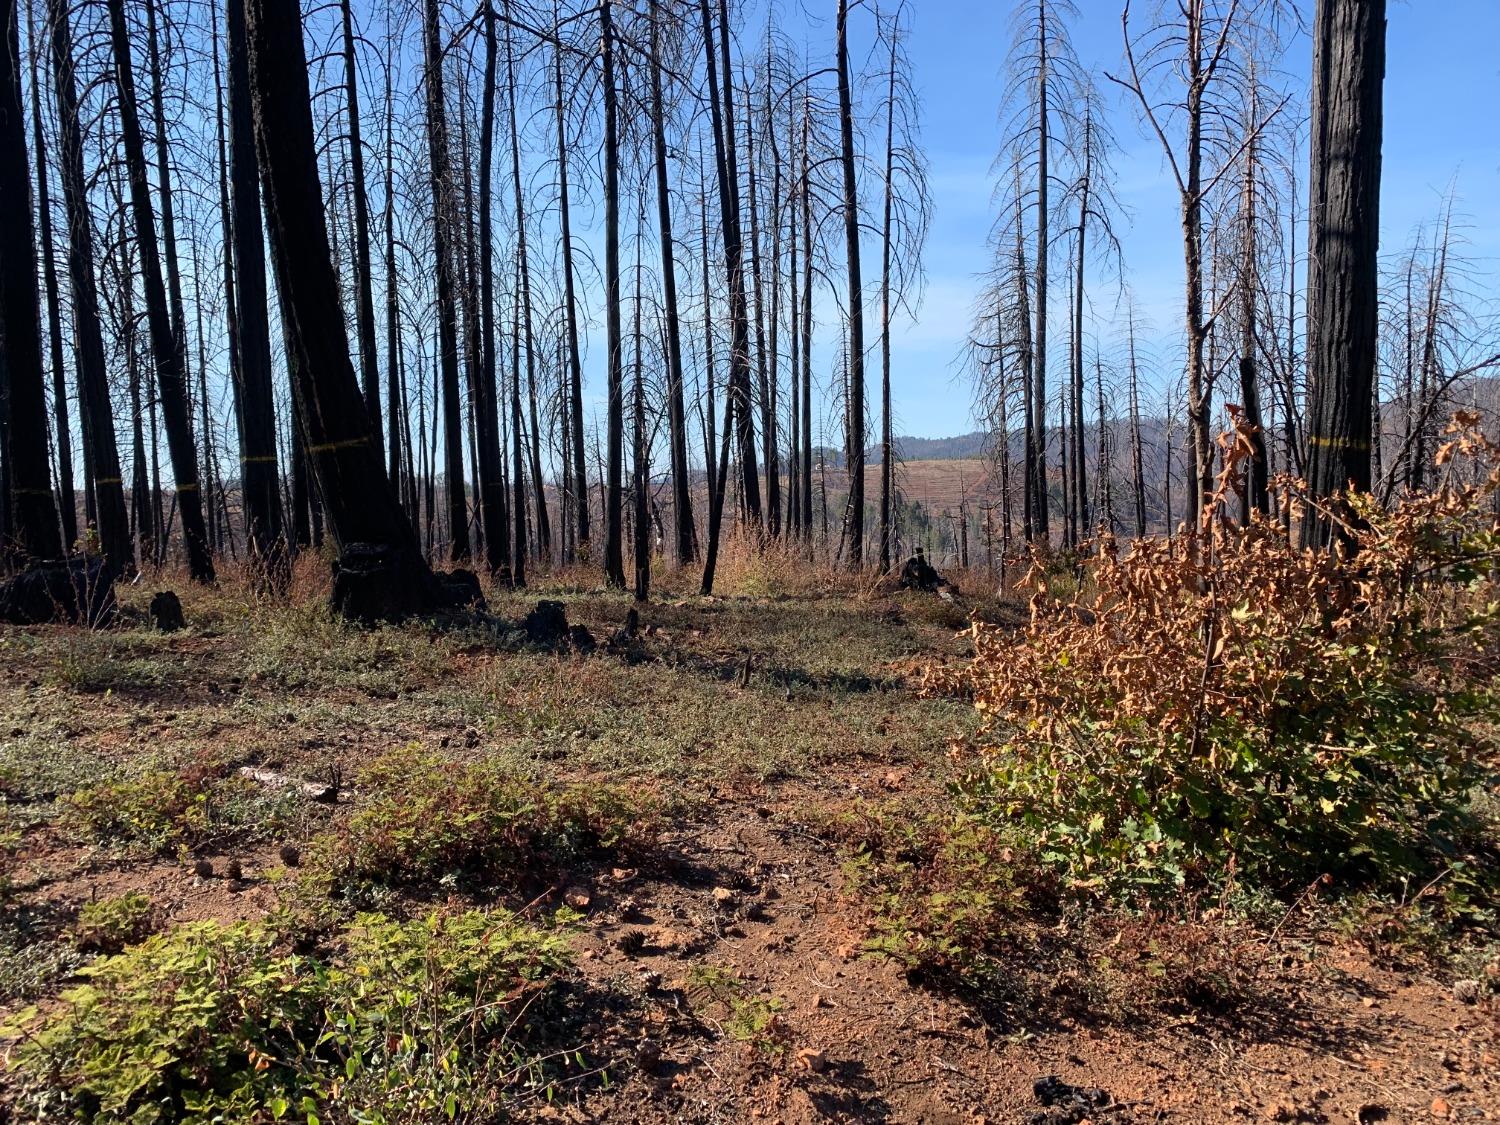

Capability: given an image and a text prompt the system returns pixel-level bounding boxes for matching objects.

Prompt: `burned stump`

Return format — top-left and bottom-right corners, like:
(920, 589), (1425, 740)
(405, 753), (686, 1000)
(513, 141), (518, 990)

(149, 591), (185, 632)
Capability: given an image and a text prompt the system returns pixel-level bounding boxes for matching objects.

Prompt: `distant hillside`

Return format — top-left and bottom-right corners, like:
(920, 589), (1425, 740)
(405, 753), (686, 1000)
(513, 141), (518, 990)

(882, 433), (993, 462)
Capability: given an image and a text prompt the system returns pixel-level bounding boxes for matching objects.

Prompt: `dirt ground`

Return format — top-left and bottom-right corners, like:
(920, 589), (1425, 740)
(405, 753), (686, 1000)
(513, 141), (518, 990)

(1, 575), (1496, 1123)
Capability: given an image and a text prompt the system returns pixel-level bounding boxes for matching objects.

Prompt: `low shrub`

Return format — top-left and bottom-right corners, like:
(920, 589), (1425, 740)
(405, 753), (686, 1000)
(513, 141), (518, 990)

(59, 758), (305, 857)
(46, 633), (169, 693)
(685, 965), (788, 1054)
(2, 909), (576, 1124)
(841, 804), (1050, 993)
(319, 745), (662, 891)
(73, 891), (158, 953)
(933, 415), (1500, 902)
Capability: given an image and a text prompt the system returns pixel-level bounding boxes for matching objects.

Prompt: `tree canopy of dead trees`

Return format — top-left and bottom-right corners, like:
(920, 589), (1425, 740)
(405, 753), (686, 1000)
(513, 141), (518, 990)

(0, 0), (1492, 620)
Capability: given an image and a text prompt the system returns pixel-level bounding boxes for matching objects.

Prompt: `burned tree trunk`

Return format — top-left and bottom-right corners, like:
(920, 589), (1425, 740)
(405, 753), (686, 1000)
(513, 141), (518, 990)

(26, 0), (75, 550)
(226, 0), (286, 583)
(0, 0), (62, 563)
(339, 0), (382, 458)
(600, 0), (626, 587)
(1302, 0), (1386, 547)
(836, 0), (865, 566)
(649, 1), (694, 565)
(553, 21), (589, 561)
(474, 2), (509, 578)
(47, 0), (131, 570)
(420, 0), (468, 562)
(504, 14), (549, 564)
(107, 0), (214, 582)
(244, 0), (436, 620)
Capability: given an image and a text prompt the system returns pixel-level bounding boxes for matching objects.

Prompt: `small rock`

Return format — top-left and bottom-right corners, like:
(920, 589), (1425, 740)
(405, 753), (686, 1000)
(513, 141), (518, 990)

(563, 889), (591, 909)
(711, 887), (737, 910)
(1266, 1101), (1298, 1122)
(1430, 1096), (1452, 1119)
(635, 1038), (661, 1071)
(796, 1047), (826, 1073)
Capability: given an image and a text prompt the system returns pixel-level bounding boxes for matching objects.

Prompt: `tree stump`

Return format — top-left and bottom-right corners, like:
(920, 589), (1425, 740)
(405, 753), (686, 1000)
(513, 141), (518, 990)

(149, 591), (185, 632)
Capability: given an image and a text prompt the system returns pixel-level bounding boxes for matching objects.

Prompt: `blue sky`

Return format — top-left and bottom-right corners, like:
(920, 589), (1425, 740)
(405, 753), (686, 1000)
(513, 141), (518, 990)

(873, 0), (1500, 439)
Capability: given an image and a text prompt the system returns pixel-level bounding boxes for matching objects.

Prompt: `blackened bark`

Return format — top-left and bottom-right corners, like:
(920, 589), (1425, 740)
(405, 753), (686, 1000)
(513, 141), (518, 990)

(649, 1), (694, 565)
(244, 0), (434, 615)
(1029, 1), (1050, 544)
(632, 234), (648, 601)
(1302, 0), (1386, 547)
(226, 0), (285, 583)
(420, 0), (468, 561)
(713, 0), (761, 528)
(836, 0), (865, 565)
(553, 21), (589, 560)
(474, 2), (509, 577)
(878, 28), (896, 572)
(27, 0), (74, 549)
(600, 0), (625, 587)
(107, 0), (214, 582)
(1237, 102), (1269, 523)
(504, 15), (549, 563)
(47, 0), (131, 569)
(339, 0), (382, 458)
(744, 89), (778, 536)
(0, 0), (61, 562)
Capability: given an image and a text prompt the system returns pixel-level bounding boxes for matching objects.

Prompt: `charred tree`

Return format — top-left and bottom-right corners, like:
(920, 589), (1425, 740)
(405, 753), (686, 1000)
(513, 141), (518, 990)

(1302, 0), (1386, 546)
(47, 0), (131, 569)
(26, 0), (74, 549)
(420, 0), (468, 561)
(600, 0), (625, 587)
(649, 1), (695, 564)
(339, 0), (382, 456)
(226, 0), (286, 583)
(0, 0), (61, 562)
(244, 0), (436, 618)
(107, 0), (214, 581)
(836, 0), (866, 565)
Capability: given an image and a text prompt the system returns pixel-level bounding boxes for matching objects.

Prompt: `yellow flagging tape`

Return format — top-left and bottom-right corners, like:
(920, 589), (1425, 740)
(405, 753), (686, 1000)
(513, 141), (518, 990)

(306, 436), (369, 454)
(1307, 435), (1372, 452)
